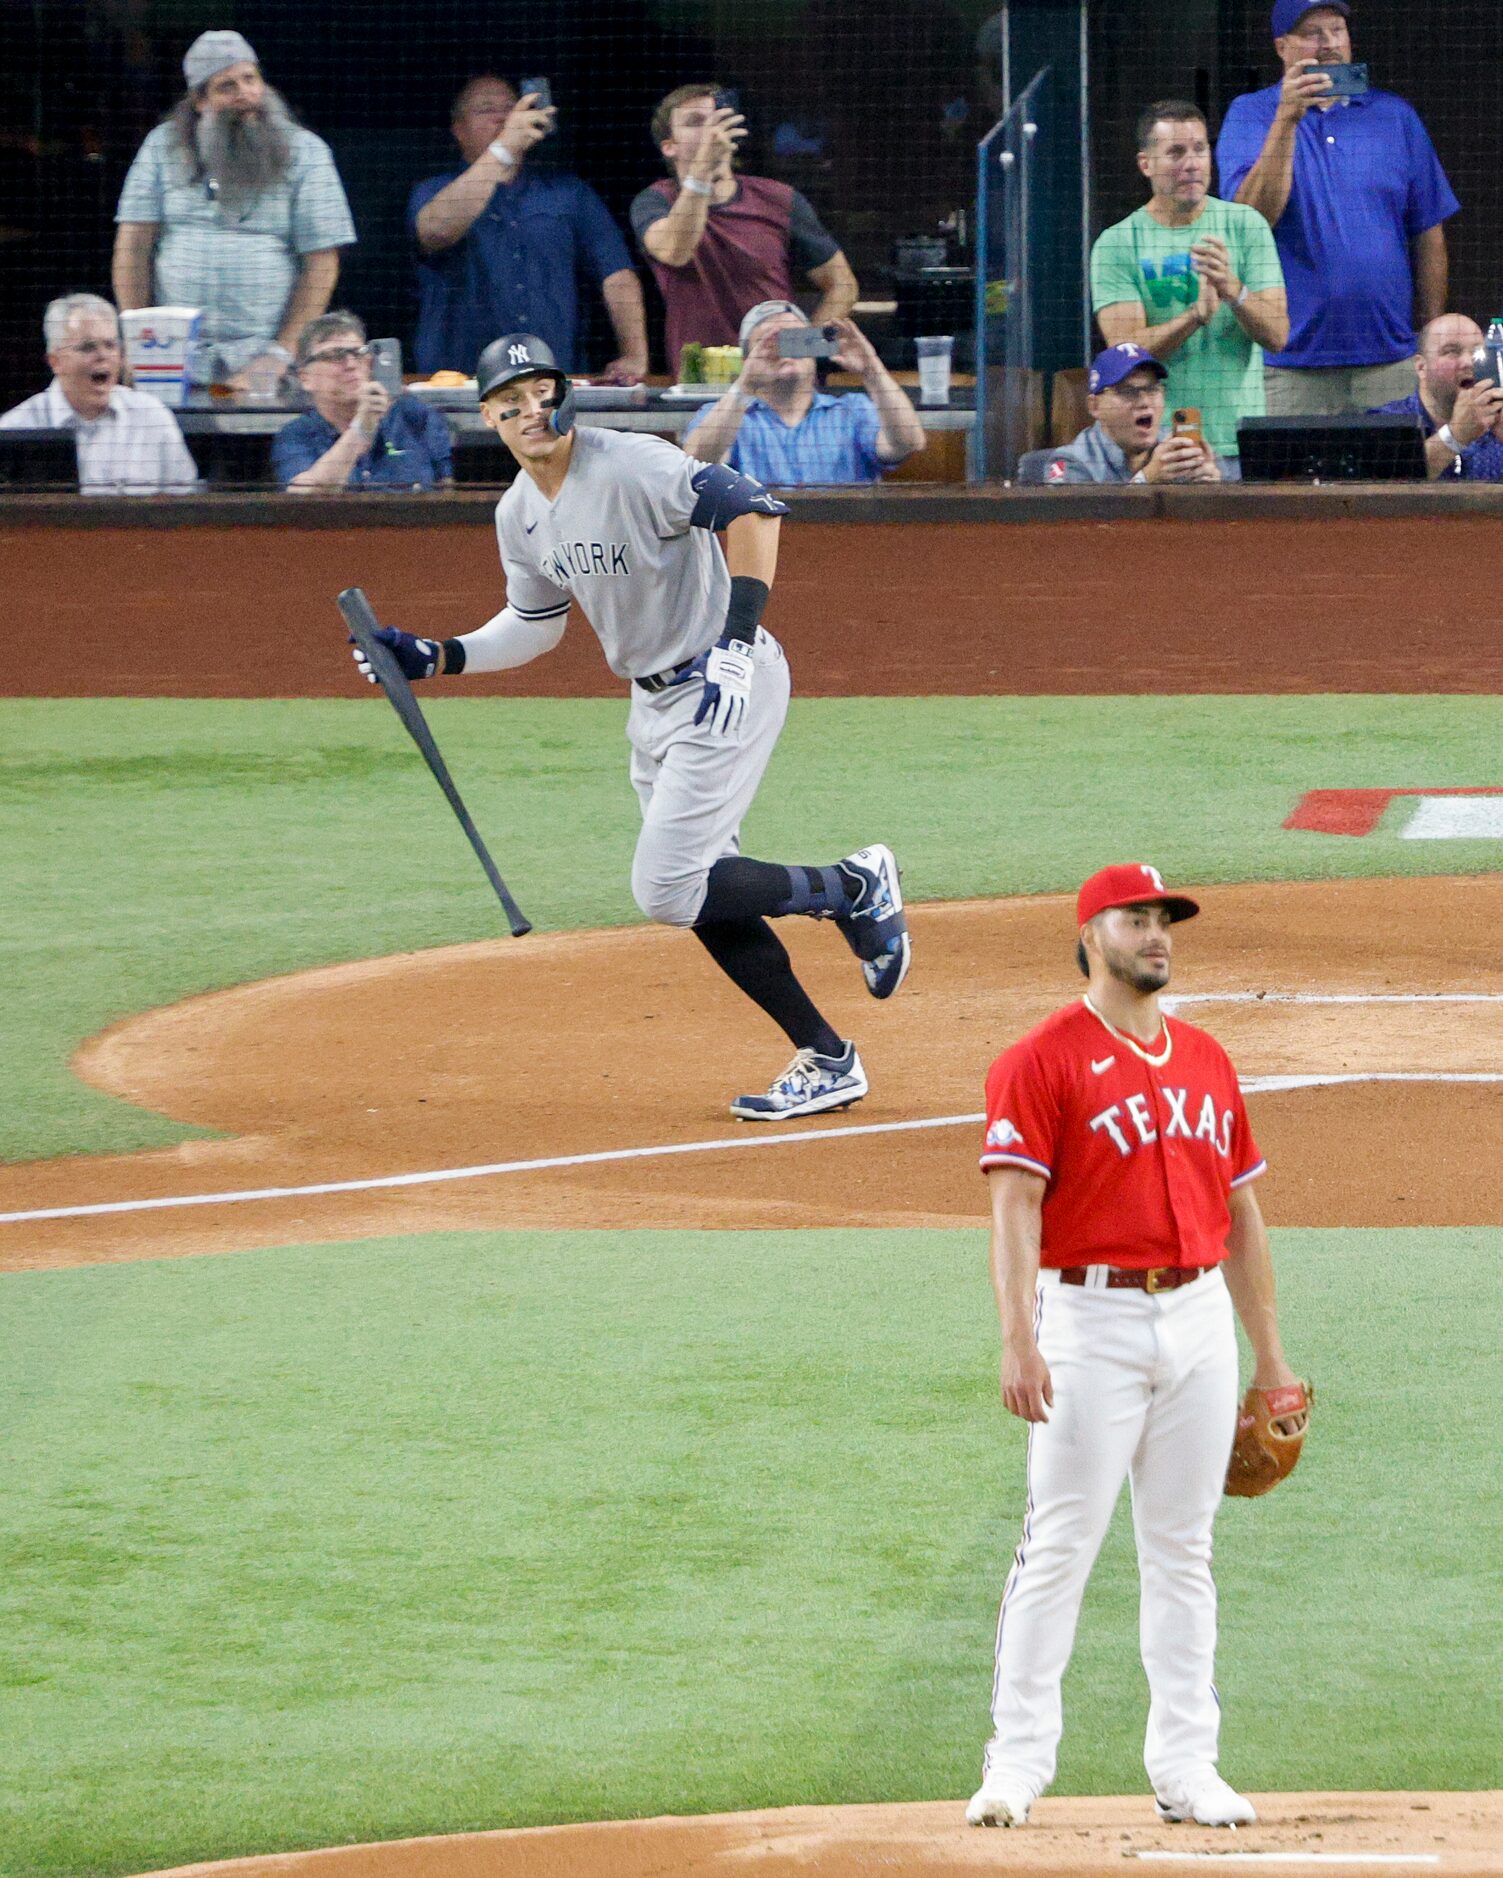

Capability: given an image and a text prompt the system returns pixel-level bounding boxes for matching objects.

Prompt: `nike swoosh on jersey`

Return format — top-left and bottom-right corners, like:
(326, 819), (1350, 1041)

(525, 520), (538, 534)
(1091, 1055), (1115, 1074)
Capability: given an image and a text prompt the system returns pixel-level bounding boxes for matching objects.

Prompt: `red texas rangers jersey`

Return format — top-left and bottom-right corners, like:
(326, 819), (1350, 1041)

(979, 999), (1265, 1271)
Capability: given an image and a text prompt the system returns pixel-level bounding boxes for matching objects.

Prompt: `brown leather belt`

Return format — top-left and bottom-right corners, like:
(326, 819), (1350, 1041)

(1057, 1264), (1207, 1293)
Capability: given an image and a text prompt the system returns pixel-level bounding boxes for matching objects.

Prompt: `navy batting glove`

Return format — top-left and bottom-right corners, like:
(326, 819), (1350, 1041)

(349, 626), (442, 684)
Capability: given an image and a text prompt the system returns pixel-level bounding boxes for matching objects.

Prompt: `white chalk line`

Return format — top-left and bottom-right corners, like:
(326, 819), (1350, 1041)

(2, 1072), (1502, 1228)
(1129, 1856), (1439, 1867)
(1166, 992), (1503, 1007)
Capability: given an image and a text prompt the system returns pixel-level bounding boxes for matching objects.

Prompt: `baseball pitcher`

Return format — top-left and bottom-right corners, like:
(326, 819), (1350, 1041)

(967, 865), (1310, 1831)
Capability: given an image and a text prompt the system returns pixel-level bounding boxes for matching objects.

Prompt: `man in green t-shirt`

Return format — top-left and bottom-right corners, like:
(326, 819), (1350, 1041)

(1091, 101), (1288, 459)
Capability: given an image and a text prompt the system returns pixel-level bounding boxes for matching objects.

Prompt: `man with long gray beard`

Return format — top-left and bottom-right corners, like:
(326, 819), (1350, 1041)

(113, 31), (355, 393)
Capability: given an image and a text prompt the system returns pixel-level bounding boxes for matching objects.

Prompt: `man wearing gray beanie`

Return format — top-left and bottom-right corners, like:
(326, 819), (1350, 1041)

(112, 32), (355, 393)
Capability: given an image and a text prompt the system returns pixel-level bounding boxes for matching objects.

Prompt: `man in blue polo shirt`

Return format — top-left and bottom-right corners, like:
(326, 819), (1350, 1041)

(274, 312), (453, 490)
(408, 75), (648, 380)
(1216, 1), (1457, 416)
(682, 301), (924, 485)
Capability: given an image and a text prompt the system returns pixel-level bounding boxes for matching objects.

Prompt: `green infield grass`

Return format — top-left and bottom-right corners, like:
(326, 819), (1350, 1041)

(3, 694), (1502, 1161)
(2, 1225), (1499, 1878)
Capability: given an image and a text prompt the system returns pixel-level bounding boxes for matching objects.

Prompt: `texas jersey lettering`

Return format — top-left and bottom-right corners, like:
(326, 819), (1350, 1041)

(980, 999), (1264, 1270)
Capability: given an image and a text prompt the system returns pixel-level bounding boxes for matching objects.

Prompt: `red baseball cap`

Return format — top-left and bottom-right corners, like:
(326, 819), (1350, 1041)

(1077, 864), (1200, 927)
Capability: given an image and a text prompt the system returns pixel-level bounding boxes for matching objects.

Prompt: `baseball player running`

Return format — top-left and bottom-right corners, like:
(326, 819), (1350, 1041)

(967, 865), (1302, 1830)
(353, 333), (909, 1119)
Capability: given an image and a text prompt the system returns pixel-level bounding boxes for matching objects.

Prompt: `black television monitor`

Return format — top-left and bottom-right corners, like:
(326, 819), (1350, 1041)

(1237, 413), (1426, 482)
(0, 428), (79, 490)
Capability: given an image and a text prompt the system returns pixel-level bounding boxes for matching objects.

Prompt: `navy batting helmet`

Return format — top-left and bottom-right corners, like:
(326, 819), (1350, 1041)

(476, 333), (576, 434)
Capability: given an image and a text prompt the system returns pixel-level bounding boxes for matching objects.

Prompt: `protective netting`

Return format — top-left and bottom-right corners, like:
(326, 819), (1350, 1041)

(3, 1), (1498, 487)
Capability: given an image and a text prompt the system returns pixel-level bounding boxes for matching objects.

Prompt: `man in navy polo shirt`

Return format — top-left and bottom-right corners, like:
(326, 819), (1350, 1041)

(408, 75), (648, 380)
(1368, 313), (1503, 481)
(1217, 1), (1457, 416)
(274, 312), (453, 491)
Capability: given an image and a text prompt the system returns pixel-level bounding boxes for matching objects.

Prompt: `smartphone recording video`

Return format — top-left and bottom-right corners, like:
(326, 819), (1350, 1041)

(777, 324), (840, 360)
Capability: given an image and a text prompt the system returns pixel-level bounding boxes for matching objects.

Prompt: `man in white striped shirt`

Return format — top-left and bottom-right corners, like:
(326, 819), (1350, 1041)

(1, 294), (198, 494)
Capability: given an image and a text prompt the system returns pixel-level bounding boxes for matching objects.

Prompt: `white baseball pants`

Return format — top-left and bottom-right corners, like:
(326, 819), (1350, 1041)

(625, 627), (790, 928)
(982, 1267), (1239, 1795)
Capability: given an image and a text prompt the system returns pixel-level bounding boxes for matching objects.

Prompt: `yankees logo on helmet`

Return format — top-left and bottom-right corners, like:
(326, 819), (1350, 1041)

(508, 342), (531, 365)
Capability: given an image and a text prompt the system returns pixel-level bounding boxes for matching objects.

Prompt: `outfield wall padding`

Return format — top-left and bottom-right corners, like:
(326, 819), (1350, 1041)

(5, 501), (1499, 697)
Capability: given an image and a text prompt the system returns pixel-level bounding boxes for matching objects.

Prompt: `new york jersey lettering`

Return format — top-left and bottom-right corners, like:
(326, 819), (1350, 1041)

(540, 539), (633, 585)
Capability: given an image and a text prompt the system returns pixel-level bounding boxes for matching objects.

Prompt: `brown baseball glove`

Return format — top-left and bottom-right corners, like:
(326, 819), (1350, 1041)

(1224, 1380), (1313, 1497)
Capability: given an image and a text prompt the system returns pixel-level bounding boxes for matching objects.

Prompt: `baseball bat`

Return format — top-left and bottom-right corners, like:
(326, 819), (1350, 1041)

(337, 587), (532, 938)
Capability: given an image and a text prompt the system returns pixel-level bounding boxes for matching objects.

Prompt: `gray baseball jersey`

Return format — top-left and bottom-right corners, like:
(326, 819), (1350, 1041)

(496, 427), (730, 681)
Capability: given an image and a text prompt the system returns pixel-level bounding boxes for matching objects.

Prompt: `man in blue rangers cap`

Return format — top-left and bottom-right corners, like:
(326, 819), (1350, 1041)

(1019, 345), (1227, 485)
(1216, 2), (1458, 417)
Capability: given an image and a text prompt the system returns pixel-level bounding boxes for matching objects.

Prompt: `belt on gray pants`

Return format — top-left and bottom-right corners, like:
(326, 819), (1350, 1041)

(633, 626), (766, 694)
(634, 653), (703, 694)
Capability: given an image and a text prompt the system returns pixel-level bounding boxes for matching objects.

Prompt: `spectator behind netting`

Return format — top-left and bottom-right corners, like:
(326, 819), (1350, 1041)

(112, 31), (355, 395)
(1018, 346), (1225, 486)
(683, 302), (923, 485)
(272, 313), (454, 492)
(0, 293), (197, 494)
(1217, 1), (1457, 417)
(408, 76), (647, 382)
(631, 85), (857, 378)
(1368, 314), (1503, 481)
(1092, 102), (1287, 464)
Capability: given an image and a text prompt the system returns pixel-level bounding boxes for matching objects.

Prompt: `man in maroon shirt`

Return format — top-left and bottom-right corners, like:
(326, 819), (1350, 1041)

(630, 83), (858, 376)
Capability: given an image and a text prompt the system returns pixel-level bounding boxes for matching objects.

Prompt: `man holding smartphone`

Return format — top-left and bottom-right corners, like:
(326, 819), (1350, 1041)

(683, 301), (924, 485)
(1019, 347), (1225, 486)
(1216, 2), (1458, 416)
(1367, 313), (1503, 481)
(632, 85), (857, 375)
(408, 74), (648, 381)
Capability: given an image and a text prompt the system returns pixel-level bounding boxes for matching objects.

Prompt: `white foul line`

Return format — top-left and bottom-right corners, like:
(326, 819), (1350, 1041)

(0, 1111), (985, 1226)
(2, 1072), (1502, 1228)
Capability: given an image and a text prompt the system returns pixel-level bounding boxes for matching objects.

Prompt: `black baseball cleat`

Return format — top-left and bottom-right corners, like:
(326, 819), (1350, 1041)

(834, 844), (911, 998)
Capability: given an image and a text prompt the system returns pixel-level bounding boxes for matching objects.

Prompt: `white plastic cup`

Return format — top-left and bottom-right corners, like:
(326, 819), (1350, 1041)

(119, 306), (202, 407)
(240, 351), (287, 399)
(915, 333), (953, 406)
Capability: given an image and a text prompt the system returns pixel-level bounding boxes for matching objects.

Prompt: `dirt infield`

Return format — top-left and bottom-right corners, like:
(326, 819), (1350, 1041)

(8, 513), (1503, 697)
(3, 875), (1499, 1271)
(130, 1791), (1503, 1878)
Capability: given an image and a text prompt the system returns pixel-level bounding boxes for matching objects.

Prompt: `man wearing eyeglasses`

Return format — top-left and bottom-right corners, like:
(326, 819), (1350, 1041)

(1, 292), (198, 494)
(272, 312), (453, 491)
(1018, 345), (1226, 484)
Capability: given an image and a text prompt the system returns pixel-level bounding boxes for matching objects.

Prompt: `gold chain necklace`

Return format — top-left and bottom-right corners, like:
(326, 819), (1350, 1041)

(1082, 994), (1173, 1067)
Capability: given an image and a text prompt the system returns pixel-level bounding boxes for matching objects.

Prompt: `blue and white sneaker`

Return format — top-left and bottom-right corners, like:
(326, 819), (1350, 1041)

(730, 1043), (868, 1121)
(835, 844), (911, 999)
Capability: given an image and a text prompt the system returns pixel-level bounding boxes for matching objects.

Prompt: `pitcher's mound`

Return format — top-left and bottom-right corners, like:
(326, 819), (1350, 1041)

(130, 1791), (1503, 1878)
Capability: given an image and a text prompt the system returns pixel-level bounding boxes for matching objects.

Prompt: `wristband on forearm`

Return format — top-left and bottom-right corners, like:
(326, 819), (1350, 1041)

(682, 174), (714, 198)
(721, 574), (769, 644)
(441, 637), (467, 674)
(1437, 423), (1462, 457)
(1233, 283), (1249, 308)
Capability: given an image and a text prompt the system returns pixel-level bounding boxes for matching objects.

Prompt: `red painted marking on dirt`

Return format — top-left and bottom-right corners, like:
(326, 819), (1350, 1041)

(1285, 787), (1503, 836)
